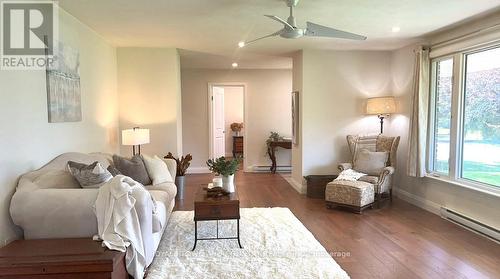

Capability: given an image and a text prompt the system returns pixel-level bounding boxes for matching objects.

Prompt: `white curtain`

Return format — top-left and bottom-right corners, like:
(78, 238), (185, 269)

(407, 46), (430, 177)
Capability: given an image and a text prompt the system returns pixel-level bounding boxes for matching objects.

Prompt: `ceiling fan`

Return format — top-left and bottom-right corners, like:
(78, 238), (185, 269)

(238, 0), (366, 47)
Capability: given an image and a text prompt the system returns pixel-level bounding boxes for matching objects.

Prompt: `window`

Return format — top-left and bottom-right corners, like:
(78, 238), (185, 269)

(429, 46), (500, 189)
(432, 58), (453, 174)
(461, 47), (500, 186)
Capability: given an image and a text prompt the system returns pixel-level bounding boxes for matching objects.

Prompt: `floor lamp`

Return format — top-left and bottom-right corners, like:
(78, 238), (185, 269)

(366, 97), (396, 134)
(122, 127), (150, 156)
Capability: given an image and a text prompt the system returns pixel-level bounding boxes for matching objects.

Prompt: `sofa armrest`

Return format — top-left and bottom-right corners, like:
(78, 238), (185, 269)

(10, 189), (99, 239)
(338, 163), (352, 172)
(162, 158), (177, 181)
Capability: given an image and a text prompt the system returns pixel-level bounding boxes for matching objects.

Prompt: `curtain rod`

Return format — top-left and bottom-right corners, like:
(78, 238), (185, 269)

(431, 22), (500, 49)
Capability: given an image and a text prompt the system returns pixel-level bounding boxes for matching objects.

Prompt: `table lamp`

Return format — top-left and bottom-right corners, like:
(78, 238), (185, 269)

(366, 96), (396, 134)
(122, 127), (150, 155)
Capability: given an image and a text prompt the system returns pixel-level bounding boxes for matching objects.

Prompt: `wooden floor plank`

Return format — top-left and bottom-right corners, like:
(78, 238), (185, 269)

(174, 172), (500, 279)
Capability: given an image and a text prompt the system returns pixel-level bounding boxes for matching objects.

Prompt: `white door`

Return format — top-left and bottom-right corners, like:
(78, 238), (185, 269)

(212, 86), (225, 158)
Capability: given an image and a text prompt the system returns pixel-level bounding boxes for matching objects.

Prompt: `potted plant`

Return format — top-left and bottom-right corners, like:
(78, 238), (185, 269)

(230, 122), (244, 136)
(164, 152), (192, 199)
(206, 156), (241, 193)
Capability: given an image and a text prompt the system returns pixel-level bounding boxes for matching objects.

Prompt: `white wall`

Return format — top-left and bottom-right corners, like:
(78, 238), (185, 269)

(117, 48), (182, 157)
(181, 69), (292, 171)
(291, 49), (393, 192)
(223, 86), (244, 157)
(0, 9), (118, 245)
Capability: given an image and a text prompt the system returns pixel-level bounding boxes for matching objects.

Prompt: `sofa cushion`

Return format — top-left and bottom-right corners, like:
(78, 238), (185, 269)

(146, 182), (177, 201)
(353, 149), (388, 176)
(34, 170), (81, 189)
(113, 155), (152, 185)
(67, 161), (112, 188)
(142, 155), (174, 185)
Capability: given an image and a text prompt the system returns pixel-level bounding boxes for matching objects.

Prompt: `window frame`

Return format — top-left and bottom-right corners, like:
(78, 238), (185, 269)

(427, 43), (500, 194)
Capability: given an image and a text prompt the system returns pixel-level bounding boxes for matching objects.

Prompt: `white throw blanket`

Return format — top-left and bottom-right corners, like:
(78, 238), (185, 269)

(93, 175), (161, 279)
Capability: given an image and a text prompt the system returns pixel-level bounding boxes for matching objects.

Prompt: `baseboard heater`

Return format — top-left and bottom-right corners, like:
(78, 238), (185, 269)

(440, 207), (500, 242)
(252, 166), (292, 173)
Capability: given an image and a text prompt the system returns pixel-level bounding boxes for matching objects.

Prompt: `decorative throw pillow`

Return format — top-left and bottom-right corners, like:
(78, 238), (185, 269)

(107, 165), (121, 177)
(112, 155), (152, 185)
(353, 149), (388, 176)
(67, 161), (113, 188)
(141, 154), (174, 185)
(335, 169), (367, 182)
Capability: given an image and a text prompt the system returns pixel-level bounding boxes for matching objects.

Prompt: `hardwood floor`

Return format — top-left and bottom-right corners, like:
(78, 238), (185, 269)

(174, 171), (500, 279)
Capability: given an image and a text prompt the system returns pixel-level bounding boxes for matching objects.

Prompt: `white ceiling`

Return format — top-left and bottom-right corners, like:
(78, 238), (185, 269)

(58, 0), (500, 69)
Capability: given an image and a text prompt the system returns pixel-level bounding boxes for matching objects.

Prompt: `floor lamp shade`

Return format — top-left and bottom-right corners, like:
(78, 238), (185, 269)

(122, 128), (150, 155)
(366, 96), (396, 134)
(366, 97), (396, 115)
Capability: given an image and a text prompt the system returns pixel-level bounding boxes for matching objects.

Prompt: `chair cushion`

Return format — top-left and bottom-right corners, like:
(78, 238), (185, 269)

(325, 180), (374, 207)
(358, 175), (379, 184)
(353, 149), (388, 176)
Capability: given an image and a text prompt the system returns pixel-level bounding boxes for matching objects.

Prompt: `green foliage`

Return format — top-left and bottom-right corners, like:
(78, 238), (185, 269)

(436, 67), (500, 141)
(206, 156), (242, 176)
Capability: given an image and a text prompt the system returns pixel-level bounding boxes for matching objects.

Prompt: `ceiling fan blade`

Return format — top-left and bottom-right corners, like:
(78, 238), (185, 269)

(305, 22), (366, 40)
(242, 30), (283, 47)
(264, 15), (294, 30)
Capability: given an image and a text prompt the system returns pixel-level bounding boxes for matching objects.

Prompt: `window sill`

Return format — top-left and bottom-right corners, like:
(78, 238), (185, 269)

(424, 174), (500, 198)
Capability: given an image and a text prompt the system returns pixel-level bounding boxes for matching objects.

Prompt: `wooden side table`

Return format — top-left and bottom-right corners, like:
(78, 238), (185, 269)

(0, 238), (127, 279)
(192, 186), (242, 251)
(232, 136), (243, 157)
(304, 175), (338, 199)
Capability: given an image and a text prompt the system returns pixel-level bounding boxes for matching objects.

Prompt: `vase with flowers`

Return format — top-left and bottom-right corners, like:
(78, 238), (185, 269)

(230, 122), (244, 136)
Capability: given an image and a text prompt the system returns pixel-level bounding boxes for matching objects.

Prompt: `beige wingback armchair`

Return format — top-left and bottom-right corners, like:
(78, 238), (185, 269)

(338, 135), (400, 201)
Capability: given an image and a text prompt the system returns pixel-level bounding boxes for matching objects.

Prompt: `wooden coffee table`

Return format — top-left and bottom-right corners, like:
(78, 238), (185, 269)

(192, 186), (242, 251)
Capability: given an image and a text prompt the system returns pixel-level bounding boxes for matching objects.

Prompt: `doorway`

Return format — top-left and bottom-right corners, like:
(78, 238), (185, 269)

(208, 83), (246, 168)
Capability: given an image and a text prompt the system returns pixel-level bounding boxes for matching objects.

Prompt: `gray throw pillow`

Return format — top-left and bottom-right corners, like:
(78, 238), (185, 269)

(113, 155), (152, 185)
(107, 165), (121, 177)
(67, 161), (113, 188)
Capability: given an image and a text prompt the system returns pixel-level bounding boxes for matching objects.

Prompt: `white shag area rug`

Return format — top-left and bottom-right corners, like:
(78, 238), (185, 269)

(146, 207), (349, 279)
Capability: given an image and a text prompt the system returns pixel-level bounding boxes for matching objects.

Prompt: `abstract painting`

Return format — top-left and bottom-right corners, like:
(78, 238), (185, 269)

(46, 41), (81, 122)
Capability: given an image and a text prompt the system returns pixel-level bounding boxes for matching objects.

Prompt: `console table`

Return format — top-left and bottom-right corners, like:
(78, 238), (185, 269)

(267, 140), (292, 173)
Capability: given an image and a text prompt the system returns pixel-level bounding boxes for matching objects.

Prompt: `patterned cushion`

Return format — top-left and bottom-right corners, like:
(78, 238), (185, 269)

(358, 175), (379, 184)
(67, 161), (112, 188)
(325, 180), (374, 207)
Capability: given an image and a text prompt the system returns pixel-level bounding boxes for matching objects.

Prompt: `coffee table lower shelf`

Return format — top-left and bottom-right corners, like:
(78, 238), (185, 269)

(192, 219), (242, 251)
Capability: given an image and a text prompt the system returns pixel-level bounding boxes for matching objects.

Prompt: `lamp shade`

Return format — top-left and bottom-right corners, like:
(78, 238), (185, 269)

(366, 96), (396, 115)
(122, 128), (150, 146)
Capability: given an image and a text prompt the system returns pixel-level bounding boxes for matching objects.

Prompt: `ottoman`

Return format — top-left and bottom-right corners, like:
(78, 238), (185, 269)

(325, 180), (375, 213)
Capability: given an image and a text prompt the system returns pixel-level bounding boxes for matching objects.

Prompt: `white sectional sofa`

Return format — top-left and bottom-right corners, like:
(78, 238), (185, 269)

(9, 152), (177, 266)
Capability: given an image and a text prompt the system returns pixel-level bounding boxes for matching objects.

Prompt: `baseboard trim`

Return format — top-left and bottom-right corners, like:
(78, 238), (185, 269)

(393, 187), (441, 215)
(281, 176), (306, 194)
(247, 165), (292, 173)
(187, 167), (210, 174)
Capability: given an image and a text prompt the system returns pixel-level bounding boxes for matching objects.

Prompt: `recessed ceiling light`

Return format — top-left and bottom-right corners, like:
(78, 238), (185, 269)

(238, 41), (245, 48)
(232, 62), (238, 68)
(391, 26), (401, 33)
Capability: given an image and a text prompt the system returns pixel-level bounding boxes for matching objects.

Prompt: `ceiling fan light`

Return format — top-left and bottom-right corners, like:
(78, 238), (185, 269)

(238, 41), (245, 48)
(232, 62), (238, 68)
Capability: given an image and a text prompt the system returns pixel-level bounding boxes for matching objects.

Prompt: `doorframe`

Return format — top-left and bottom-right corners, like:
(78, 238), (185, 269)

(208, 82), (248, 171)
